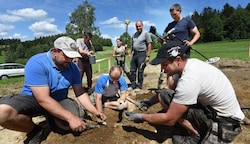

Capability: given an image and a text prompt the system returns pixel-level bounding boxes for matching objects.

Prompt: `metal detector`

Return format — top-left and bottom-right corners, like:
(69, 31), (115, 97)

(149, 26), (220, 64)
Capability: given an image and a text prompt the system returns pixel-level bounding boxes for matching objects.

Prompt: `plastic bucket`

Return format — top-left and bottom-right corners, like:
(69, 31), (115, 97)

(89, 55), (96, 64)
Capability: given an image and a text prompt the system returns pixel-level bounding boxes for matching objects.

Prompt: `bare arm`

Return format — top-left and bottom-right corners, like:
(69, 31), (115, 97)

(142, 101), (187, 125)
(142, 101), (198, 135)
(73, 85), (106, 120)
(95, 93), (104, 113)
(119, 90), (127, 102)
(184, 26), (200, 46)
(145, 43), (152, 62)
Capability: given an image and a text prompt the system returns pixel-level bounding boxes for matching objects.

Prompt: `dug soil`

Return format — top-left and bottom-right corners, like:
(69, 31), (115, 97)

(0, 58), (249, 144)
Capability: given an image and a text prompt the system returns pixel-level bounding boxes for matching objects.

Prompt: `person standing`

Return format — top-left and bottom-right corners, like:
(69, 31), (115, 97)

(0, 36), (106, 144)
(164, 3), (200, 50)
(129, 20), (152, 91)
(125, 41), (244, 143)
(112, 38), (131, 81)
(76, 32), (94, 93)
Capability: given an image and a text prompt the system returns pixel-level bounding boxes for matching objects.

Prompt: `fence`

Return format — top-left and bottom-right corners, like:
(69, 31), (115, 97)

(95, 57), (111, 72)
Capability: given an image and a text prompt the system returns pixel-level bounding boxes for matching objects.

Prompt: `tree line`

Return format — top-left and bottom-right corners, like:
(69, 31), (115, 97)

(0, 2), (250, 64)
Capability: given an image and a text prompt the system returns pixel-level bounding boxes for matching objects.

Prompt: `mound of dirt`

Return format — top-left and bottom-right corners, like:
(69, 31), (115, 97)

(0, 58), (250, 144)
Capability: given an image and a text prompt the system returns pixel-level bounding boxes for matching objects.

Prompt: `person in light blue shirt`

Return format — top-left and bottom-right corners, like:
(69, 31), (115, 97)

(95, 66), (128, 115)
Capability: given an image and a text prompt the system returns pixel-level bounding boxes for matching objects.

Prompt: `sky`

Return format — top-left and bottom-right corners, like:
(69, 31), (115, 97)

(0, 0), (249, 45)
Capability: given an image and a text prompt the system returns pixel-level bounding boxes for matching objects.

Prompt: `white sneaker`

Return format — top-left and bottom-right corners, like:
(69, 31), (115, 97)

(134, 88), (141, 92)
(127, 87), (133, 90)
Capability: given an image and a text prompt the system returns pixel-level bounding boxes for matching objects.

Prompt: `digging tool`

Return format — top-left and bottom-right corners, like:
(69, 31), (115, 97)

(85, 124), (100, 130)
(126, 97), (148, 111)
(126, 97), (138, 106)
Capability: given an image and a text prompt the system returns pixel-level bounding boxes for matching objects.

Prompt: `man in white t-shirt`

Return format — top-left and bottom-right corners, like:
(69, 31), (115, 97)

(125, 40), (245, 143)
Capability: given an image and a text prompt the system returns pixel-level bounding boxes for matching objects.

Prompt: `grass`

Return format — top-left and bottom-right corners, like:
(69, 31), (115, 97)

(0, 77), (24, 85)
(191, 39), (250, 61)
(1, 39), (250, 83)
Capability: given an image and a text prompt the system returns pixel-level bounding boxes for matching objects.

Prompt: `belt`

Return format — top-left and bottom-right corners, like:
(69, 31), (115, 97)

(133, 50), (146, 55)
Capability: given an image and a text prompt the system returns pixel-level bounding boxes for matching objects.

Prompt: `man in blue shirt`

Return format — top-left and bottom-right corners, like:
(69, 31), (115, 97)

(0, 36), (106, 144)
(95, 66), (128, 116)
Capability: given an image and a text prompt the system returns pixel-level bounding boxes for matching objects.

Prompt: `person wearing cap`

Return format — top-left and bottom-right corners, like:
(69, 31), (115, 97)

(128, 20), (152, 92)
(76, 32), (94, 93)
(125, 41), (244, 143)
(0, 36), (106, 143)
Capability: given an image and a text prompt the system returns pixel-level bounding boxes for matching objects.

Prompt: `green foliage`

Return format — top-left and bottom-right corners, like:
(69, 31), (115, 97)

(192, 3), (250, 42)
(66, 0), (99, 35)
(119, 32), (132, 46)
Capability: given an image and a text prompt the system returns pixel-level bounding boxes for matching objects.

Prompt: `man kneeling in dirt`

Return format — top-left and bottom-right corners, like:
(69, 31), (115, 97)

(0, 36), (106, 144)
(94, 66), (128, 123)
(125, 41), (245, 144)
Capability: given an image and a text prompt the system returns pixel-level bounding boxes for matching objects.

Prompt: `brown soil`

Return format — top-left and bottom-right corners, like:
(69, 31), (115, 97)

(0, 58), (250, 144)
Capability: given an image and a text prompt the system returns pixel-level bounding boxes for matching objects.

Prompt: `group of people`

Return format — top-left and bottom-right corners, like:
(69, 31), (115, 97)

(0, 3), (245, 144)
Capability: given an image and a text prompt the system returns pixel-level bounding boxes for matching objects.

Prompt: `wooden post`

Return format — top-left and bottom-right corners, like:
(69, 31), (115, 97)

(108, 58), (111, 70)
(249, 44), (250, 58)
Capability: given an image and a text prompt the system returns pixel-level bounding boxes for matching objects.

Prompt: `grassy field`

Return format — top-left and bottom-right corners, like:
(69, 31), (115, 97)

(0, 39), (250, 84)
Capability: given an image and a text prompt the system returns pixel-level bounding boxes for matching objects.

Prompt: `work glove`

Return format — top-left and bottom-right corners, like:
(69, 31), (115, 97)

(118, 99), (126, 110)
(136, 100), (150, 111)
(124, 111), (143, 123)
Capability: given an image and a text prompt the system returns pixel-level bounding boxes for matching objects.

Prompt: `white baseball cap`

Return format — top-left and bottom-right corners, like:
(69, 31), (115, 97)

(54, 36), (81, 58)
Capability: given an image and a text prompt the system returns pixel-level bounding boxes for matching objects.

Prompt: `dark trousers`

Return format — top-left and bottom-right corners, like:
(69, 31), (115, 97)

(130, 51), (146, 89)
(78, 58), (93, 88)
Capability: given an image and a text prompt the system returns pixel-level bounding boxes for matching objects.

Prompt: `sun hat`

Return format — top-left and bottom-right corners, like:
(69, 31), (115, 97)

(150, 41), (188, 65)
(54, 36), (81, 58)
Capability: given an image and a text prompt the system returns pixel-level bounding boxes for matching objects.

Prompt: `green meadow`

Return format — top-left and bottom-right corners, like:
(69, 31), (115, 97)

(0, 39), (250, 84)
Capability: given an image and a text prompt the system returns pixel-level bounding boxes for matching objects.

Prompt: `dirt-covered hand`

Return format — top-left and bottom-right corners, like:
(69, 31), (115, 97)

(124, 112), (143, 123)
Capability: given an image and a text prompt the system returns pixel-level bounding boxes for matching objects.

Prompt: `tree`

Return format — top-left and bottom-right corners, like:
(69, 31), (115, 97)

(225, 7), (250, 40)
(119, 32), (131, 47)
(221, 3), (235, 21)
(66, 0), (100, 35)
(203, 14), (224, 42)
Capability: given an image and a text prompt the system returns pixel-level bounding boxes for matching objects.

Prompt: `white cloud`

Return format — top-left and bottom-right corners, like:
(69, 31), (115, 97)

(100, 17), (121, 25)
(7, 8), (47, 20)
(29, 21), (61, 37)
(142, 20), (155, 27)
(101, 34), (111, 39)
(13, 33), (28, 40)
(0, 23), (15, 33)
(0, 14), (23, 22)
(100, 17), (134, 29)
(0, 32), (8, 37)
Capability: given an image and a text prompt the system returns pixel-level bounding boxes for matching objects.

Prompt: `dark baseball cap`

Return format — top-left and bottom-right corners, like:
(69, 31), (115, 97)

(150, 41), (188, 65)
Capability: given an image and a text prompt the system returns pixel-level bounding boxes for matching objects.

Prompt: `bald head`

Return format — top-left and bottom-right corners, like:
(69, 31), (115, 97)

(109, 66), (122, 79)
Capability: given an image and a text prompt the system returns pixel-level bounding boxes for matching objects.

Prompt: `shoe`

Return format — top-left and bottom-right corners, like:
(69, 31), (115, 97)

(24, 125), (51, 144)
(134, 88), (141, 92)
(127, 87), (133, 90)
(172, 134), (200, 144)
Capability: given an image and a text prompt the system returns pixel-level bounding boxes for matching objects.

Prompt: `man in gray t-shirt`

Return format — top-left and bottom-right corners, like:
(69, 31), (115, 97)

(129, 20), (152, 91)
